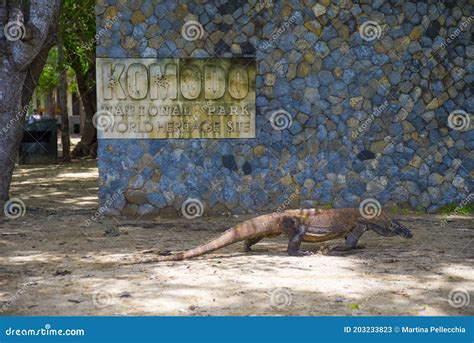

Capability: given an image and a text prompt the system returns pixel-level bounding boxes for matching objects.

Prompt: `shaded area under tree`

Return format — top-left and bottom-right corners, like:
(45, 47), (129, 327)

(0, 162), (472, 316)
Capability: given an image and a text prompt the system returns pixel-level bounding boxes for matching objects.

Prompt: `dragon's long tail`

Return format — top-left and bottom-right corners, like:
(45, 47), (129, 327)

(123, 215), (277, 264)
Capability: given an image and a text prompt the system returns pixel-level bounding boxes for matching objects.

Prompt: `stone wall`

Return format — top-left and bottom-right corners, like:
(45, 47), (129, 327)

(96, 0), (473, 217)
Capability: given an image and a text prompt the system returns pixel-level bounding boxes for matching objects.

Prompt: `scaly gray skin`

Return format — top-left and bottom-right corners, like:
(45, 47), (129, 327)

(279, 208), (413, 254)
(124, 208), (413, 264)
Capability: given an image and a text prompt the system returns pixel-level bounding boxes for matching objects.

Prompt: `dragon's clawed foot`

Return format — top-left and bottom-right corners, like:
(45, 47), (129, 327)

(329, 245), (351, 252)
(323, 245), (365, 256)
(288, 250), (314, 257)
(330, 245), (366, 252)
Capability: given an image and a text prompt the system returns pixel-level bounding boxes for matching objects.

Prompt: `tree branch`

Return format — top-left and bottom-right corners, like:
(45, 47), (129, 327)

(8, 0), (63, 69)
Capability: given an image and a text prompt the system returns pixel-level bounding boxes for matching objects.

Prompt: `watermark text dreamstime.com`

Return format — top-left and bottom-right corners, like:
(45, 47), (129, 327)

(352, 100), (389, 140)
(85, 190), (124, 227)
(261, 12), (301, 50)
(275, 189), (300, 213)
(259, 188), (301, 227)
(440, 193), (473, 228)
(1, 278), (35, 313)
(0, 101), (33, 136)
(439, 15), (473, 50)
(5, 324), (85, 337)
(416, 15), (473, 73)
(83, 13), (122, 51)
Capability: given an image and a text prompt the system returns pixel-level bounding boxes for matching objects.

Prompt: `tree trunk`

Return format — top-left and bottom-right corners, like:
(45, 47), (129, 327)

(58, 35), (70, 161)
(71, 62), (97, 158)
(0, 61), (26, 207)
(0, 0), (63, 213)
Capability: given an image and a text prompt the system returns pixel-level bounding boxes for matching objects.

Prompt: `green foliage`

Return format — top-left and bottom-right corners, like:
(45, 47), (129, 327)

(388, 203), (473, 215)
(389, 206), (411, 215)
(437, 203), (474, 215)
(67, 69), (78, 93)
(37, 47), (78, 95)
(414, 205), (425, 215)
(61, 0), (96, 87)
(36, 0), (95, 96)
(36, 47), (59, 95)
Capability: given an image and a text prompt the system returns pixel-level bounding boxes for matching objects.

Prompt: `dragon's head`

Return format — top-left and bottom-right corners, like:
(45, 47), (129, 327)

(366, 215), (413, 239)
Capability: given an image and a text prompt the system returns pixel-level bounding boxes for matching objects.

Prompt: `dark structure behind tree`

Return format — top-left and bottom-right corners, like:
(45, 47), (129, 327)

(19, 119), (58, 165)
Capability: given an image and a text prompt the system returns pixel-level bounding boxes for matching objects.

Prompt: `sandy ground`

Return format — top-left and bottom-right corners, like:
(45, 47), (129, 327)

(0, 160), (473, 316)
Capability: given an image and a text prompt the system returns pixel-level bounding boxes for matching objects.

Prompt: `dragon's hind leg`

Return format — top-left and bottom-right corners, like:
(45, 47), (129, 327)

(243, 237), (263, 252)
(330, 224), (367, 252)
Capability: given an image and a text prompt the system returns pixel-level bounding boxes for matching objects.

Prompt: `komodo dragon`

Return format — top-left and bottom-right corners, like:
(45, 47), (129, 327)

(127, 208), (413, 263)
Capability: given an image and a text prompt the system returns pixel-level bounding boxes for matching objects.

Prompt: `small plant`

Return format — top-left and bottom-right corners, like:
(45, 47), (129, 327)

(415, 205), (425, 215)
(437, 203), (474, 215)
(389, 206), (411, 215)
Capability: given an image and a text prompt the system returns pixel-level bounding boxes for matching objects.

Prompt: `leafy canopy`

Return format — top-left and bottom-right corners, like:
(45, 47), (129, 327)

(36, 0), (95, 95)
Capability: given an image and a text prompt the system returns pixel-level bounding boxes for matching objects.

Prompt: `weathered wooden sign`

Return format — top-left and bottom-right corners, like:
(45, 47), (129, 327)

(96, 58), (256, 139)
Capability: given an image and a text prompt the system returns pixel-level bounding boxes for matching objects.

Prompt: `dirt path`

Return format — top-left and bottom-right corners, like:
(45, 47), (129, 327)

(0, 161), (473, 316)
